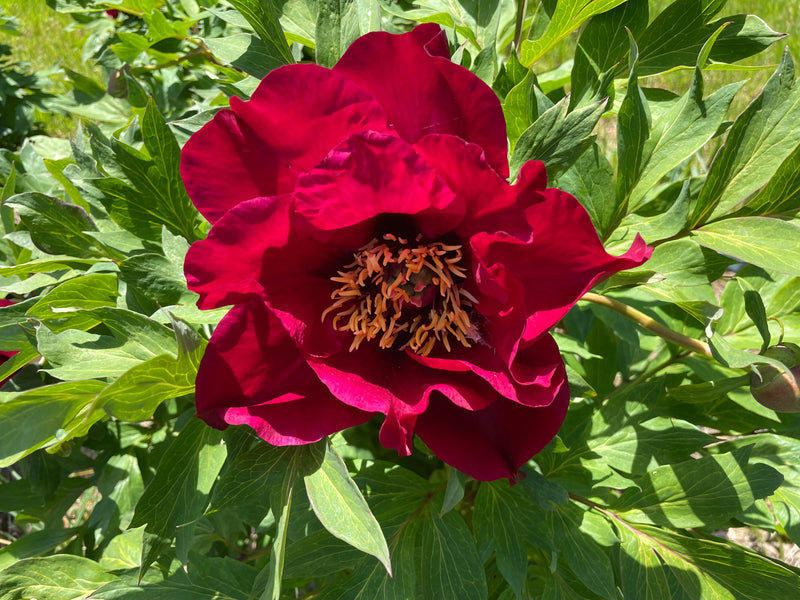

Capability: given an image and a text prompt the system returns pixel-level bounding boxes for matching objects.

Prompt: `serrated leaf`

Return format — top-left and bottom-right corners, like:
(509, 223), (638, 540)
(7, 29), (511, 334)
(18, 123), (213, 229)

(304, 442), (391, 574)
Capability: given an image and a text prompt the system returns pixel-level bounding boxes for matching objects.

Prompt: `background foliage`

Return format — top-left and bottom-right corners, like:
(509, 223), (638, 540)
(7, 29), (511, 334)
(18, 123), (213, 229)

(1, 0), (800, 598)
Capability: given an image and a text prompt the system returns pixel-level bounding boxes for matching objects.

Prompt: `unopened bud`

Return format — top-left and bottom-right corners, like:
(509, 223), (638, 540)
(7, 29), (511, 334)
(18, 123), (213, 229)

(750, 343), (800, 413)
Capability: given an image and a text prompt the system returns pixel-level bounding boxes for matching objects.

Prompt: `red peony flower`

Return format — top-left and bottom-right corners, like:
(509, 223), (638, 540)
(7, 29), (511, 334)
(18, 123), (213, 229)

(182, 24), (652, 481)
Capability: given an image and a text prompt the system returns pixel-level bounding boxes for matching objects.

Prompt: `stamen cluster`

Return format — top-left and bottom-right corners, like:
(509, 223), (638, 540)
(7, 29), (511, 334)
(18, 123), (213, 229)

(322, 233), (477, 355)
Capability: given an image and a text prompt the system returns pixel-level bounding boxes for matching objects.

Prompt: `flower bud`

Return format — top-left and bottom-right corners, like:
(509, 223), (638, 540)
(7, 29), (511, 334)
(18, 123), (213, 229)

(750, 343), (800, 413)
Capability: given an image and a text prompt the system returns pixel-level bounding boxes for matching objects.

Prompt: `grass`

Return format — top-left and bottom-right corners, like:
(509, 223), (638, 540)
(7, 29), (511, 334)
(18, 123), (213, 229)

(1, 0), (98, 137)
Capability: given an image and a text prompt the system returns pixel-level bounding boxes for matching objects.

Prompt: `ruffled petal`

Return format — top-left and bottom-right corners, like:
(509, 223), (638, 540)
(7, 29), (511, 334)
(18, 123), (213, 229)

(470, 183), (652, 342)
(293, 131), (463, 237)
(415, 342), (570, 482)
(409, 334), (566, 408)
(306, 349), (492, 456)
(334, 24), (509, 178)
(181, 63), (389, 224)
(196, 301), (373, 444)
(184, 195), (291, 310)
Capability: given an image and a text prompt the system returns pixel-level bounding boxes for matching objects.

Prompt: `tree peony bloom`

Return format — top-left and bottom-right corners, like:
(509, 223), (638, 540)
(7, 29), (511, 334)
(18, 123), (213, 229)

(182, 24), (652, 481)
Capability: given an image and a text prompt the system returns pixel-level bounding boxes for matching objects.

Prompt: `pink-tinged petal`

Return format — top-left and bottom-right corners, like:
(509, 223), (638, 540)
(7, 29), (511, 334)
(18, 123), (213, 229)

(293, 131), (463, 237)
(196, 301), (373, 445)
(185, 195), (292, 310)
(181, 63), (389, 224)
(471, 186), (652, 342)
(307, 349), (492, 456)
(415, 362), (570, 482)
(410, 335), (566, 408)
(334, 24), (509, 178)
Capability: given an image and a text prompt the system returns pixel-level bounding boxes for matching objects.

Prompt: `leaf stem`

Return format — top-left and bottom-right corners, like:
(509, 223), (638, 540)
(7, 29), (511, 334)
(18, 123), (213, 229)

(580, 292), (713, 357)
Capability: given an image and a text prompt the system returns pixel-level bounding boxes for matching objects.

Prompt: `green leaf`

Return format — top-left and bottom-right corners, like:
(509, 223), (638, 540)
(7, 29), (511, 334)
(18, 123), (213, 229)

(141, 98), (200, 240)
(204, 33), (286, 78)
(4, 192), (103, 258)
(618, 523), (800, 599)
(554, 144), (616, 236)
(740, 141), (800, 217)
(617, 523), (676, 600)
(474, 482), (530, 596)
(129, 418), (227, 578)
(503, 72), (537, 152)
(615, 32), (650, 215)
(37, 308), (177, 380)
(612, 448), (783, 528)
(0, 528), (79, 572)
(693, 217), (800, 277)
(627, 71), (742, 210)
(315, 0), (360, 68)
(118, 253), (189, 307)
(439, 467), (465, 516)
(692, 50), (800, 224)
(228, 0), (294, 65)
(255, 448), (302, 600)
(419, 510), (487, 600)
(209, 441), (294, 523)
(0, 555), (116, 599)
(520, 0), (628, 67)
(0, 380), (107, 468)
(98, 353), (198, 422)
(26, 273), (118, 334)
(570, 1), (649, 106)
(635, 0), (725, 75)
(510, 97), (605, 179)
(304, 441), (391, 574)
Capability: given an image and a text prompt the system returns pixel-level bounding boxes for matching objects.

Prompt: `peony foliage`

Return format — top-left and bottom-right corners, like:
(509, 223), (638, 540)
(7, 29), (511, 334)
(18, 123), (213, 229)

(0, 1), (799, 598)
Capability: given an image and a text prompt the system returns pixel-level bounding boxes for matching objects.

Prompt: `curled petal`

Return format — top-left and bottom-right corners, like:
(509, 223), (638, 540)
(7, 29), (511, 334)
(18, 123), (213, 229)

(415, 346), (570, 482)
(471, 184), (652, 343)
(294, 131), (463, 237)
(196, 301), (373, 444)
(334, 24), (509, 177)
(307, 349), (492, 456)
(181, 64), (388, 223)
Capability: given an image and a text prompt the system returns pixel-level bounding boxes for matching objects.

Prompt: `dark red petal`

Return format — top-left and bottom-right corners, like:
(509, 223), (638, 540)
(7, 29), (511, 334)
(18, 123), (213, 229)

(415, 338), (570, 482)
(410, 334), (566, 408)
(184, 195), (292, 310)
(181, 64), (388, 224)
(333, 25), (509, 178)
(471, 186), (652, 343)
(196, 301), (372, 444)
(293, 131), (463, 237)
(307, 349), (492, 456)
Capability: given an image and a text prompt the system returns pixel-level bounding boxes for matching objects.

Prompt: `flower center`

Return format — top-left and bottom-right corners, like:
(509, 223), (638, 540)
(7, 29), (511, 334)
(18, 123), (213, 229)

(321, 233), (478, 356)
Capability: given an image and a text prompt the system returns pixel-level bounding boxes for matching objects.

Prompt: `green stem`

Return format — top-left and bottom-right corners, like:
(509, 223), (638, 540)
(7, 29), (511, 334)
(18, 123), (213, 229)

(581, 292), (713, 358)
